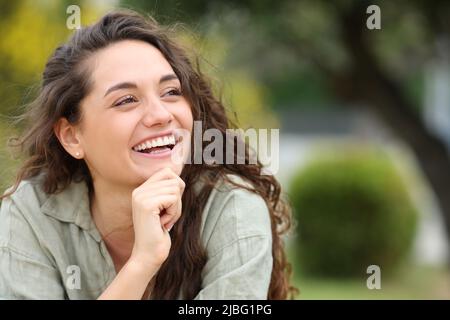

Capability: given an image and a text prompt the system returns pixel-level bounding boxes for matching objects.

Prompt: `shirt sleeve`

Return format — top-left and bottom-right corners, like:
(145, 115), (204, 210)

(0, 197), (65, 299)
(194, 188), (273, 300)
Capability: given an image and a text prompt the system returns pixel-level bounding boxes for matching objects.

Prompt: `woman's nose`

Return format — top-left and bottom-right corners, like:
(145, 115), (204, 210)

(141, 99), (173, 127)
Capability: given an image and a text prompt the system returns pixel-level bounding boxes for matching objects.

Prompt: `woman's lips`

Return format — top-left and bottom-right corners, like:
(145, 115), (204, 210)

(132, 147), (173, 159)
(132, 139), (179, 159)
(131, 132), (187, 162)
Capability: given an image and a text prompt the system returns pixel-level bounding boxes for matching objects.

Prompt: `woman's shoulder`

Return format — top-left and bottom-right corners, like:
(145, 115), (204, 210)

(2, 174), (88, 218)
(200, 174), (272, 254)
(0, 174), (90, 246)
(0, 174), (54, 263)
(0, 173), (92, 262)
(212, 173), (268, 207)
(2, 174), (50, 211)
(205, 173), (271, 224)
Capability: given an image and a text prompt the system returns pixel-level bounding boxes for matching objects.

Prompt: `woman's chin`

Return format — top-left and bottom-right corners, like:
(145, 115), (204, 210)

(135, 162), (183, 180)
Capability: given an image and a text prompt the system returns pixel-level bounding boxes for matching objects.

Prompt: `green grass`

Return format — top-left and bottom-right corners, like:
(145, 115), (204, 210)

(286, 238), (450, 299)
(291, 265), (450, 300)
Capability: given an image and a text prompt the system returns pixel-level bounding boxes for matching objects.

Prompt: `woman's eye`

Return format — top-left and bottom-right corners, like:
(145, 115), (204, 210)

(162, 88), (182, 97)
(114, 95), (138, 106)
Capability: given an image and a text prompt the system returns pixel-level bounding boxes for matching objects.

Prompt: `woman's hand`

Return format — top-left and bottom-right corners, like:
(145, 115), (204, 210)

(129, 167), (185, 270)
(98, 168), (184, 300)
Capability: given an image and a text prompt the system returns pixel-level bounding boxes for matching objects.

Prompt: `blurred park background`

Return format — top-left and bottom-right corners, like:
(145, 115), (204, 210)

(0, 0), (449, 299)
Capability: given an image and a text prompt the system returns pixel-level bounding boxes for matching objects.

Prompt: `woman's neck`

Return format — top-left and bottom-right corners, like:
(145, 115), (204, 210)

(89, 178), (135, 272)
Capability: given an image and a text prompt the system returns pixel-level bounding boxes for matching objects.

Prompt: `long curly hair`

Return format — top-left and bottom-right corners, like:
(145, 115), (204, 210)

(1, 9), (297, 299)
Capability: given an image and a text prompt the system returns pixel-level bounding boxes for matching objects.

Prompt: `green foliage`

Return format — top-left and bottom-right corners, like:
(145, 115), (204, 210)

(175, 27), (279, 129)
(0, 0), (108, 193)
(289, 148), (418, 278)
(0, 119), (21, 195)
(0, 1), (108, 115)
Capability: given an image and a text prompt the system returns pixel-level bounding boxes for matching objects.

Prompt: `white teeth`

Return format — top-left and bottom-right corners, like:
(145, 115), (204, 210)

(133, 134), (177, 151)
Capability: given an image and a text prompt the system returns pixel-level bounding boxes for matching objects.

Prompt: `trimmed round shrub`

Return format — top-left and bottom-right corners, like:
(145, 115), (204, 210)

(290, 149), (418, 278)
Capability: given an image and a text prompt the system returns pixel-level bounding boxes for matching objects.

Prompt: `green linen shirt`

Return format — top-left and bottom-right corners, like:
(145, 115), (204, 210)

(0, 174), (273, 299)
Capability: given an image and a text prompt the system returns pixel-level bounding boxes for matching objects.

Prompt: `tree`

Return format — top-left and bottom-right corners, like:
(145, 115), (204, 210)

(121, 0), (450, 260)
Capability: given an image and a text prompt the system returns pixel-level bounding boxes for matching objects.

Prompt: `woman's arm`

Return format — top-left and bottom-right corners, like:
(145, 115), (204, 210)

(97, 258), (157, 300)
(194, 186), (273, 299)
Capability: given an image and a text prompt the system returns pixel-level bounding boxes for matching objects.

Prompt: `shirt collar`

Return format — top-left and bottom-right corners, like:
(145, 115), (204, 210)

(40, 179), (102, 242)
(39, 173), (212, 243)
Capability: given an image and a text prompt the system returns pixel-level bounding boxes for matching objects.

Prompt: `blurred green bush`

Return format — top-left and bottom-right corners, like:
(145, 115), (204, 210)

(290, 148), (418, 278)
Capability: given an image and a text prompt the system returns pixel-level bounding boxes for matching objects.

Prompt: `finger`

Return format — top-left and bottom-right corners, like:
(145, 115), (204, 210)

(159, 196), (181, 225)
(146, 167), (185, 192)
(150, 193), (178, 218)
(163, 198), (182, 230)
(133, 204), (170, 237)
(137, 194), (178, 216)
(133, 180), (183, 203)
(137, 168), (185, 195)
(160, 193), (182, 226)
(147, 167), (178, 183)
(140, 179), (184, 194)
(142, 186), (180, 198)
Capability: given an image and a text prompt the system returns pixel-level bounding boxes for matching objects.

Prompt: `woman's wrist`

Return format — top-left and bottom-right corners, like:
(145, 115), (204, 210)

(97, 258), (156, 300)
(127, 253), (161, 278)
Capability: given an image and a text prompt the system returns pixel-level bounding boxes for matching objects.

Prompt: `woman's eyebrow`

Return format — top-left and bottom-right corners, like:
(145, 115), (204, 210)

(104, 82), (137, 97)
(160, 73), (179, 84)
(103, 74), (179, 97)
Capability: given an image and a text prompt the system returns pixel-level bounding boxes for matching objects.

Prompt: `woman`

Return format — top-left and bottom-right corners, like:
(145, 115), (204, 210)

(0, 10), (295, 299)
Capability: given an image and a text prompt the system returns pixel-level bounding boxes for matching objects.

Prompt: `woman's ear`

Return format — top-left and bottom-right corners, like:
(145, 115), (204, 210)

(53, 117), (84, 159)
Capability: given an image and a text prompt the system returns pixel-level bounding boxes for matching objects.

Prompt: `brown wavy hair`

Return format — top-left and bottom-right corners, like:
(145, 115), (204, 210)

(1, 9), (297, 299)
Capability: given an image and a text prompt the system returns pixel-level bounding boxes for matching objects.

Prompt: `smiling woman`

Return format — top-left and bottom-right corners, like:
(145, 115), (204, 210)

(0, 9), (296, 300)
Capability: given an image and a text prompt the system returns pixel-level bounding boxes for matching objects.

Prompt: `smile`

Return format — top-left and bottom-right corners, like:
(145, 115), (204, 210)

(132, 133), (177, 155)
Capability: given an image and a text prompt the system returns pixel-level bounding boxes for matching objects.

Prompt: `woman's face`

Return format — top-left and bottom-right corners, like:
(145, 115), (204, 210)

(75, 40), (193, 187)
